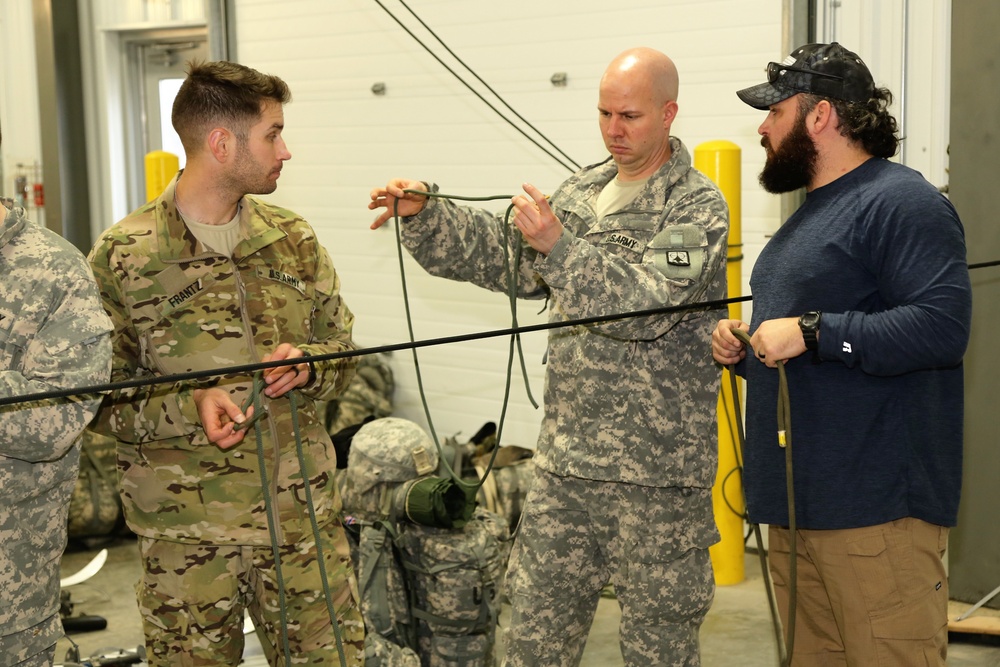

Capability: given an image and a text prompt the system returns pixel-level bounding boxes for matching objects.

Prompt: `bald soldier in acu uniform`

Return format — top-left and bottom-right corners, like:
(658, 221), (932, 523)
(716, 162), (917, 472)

(88, 61), (364, 665)
(370, 47), (729, 666)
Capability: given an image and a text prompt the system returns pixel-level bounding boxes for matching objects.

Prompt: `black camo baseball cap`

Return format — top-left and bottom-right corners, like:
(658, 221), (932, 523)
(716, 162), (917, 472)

(737, 42), (875, 110)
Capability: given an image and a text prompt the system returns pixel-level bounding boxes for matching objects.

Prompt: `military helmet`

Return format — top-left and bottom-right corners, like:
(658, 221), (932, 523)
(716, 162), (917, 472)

(343, 418), (439, 517)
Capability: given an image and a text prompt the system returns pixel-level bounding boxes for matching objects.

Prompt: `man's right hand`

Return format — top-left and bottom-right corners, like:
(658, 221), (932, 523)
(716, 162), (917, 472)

(712, 319), (749, 365)
(193, 387), (254, 450)
(369, 178), (430, 229)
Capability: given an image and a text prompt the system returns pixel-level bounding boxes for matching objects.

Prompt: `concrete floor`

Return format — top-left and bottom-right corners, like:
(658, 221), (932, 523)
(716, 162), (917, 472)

(56, 537), (1000, 666)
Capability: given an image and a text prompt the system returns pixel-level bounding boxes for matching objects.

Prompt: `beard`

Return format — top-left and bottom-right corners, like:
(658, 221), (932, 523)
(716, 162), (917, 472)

(758, 113), (818, 194)
(229, 143), (279, 196)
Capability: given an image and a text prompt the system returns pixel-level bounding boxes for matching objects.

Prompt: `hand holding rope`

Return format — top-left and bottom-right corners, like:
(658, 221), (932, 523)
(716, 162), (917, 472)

(727, 327), (797, 667)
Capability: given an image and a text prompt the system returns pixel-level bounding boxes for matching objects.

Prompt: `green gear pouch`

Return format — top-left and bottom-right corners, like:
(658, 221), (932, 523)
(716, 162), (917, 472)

(395, 476), (475, 529)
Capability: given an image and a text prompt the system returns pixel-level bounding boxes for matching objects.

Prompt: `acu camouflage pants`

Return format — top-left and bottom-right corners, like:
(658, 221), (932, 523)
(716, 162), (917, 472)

(503, 468), (718, 667)
(136, 527), (364, 666)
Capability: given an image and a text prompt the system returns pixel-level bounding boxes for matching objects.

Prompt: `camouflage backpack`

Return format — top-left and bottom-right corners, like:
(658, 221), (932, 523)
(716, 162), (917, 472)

(395, 508), (508, 665)
(67, 429), (124, 539)
(354, 522), (421, 665)
(342, 418), (509, 667)
(326, 351), (395, 438)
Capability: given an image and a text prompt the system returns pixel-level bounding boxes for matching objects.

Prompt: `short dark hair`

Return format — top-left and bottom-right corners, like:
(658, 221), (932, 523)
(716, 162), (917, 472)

(172, 60), (291, 154)
(800, 87), (900, 159)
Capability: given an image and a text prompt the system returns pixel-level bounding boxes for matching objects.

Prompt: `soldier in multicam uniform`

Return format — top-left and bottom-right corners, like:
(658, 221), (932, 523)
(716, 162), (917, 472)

(88, 62), (364, 665)
(369, 47), (729, 666)
(0, 125), (114, 667)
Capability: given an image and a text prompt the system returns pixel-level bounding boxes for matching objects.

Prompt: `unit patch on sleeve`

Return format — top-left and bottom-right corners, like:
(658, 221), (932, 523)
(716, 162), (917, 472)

(648, 224), (707, 280)
(667, 250), (691, 266)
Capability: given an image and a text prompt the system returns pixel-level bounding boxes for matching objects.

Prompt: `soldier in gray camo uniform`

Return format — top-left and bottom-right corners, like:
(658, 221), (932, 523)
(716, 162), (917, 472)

(369, 47), (729, 666)
(0, 122), (113, 666)
(88, 62), (363, 665)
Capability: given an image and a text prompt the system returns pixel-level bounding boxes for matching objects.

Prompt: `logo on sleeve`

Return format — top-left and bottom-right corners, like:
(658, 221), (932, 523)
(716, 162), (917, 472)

(667, 250), (691, 266)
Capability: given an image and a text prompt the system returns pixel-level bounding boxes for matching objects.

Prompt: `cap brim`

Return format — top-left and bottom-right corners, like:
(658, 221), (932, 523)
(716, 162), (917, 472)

(737, 82), (796, 110)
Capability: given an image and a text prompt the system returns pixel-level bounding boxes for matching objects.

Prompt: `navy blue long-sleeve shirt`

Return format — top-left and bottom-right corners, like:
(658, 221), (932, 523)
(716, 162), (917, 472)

(743, 158), (971, 529)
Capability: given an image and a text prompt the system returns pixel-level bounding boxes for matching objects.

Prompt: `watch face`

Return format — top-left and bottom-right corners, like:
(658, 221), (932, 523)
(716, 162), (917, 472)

(800, 312), (821, 329)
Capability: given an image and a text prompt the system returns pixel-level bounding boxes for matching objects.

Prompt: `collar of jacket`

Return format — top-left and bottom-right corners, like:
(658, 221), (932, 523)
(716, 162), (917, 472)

(554, 136), (692, 220)
(155, 174), (287, 263)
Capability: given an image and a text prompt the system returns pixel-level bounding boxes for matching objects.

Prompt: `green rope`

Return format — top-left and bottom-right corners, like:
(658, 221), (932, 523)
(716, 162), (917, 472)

(243, 371), (293, 665)
(242, 375), (351, 664)
(391, 189), (540, 498)
(729, 327), (796, 667)
(289, 388), (348, 665)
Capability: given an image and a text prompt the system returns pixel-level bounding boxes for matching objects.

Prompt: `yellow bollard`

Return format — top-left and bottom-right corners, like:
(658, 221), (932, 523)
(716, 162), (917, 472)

(695, 140), (745, 586)
(145, 150), (180, 203)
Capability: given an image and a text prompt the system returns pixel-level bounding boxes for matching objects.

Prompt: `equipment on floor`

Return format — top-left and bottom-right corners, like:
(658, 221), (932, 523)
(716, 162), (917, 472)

(58, 645), (146, 666)
(60, 548), (110, 634)
(59, 589), (107, 634)
(342, 417), (510, 666)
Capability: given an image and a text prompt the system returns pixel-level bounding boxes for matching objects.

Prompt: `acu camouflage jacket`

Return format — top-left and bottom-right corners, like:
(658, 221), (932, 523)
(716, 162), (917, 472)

(88, 177), (357, 545)
(402, 138), (729, 489)
(0, 200), (112, 659)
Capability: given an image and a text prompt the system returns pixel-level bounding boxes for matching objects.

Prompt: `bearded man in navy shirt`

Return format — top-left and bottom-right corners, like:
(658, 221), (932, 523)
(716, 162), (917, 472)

(712, 42), (971, 666)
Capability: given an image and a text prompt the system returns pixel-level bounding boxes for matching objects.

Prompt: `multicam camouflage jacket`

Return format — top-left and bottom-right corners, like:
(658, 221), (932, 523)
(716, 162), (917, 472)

(0, 199), (112, 660)
(401, 138), (729, 489)
(88, 176), (357, 545)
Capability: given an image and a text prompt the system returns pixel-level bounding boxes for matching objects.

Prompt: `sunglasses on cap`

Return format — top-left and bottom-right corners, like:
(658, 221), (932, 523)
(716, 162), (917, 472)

(766, 61), (845, 84)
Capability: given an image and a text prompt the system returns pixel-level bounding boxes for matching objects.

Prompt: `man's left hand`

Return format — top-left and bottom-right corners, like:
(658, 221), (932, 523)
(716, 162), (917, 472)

(262, 343), (312, 397)
(749, 317), (807, 367)
(511, 183), (564, 255)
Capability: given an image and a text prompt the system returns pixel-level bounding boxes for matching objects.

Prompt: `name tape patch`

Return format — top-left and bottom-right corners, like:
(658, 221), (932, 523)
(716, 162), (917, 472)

(167, 278), (204, 308)
(263, 268), (306, 294)
(604, 233), (640, 251)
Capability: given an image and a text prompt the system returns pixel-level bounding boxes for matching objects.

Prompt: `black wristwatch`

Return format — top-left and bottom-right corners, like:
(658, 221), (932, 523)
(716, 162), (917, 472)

(798, 311), (822, 364)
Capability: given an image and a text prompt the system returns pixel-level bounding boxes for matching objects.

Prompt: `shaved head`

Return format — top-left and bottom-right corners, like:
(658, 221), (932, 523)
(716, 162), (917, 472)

(602, 47), (679, 106)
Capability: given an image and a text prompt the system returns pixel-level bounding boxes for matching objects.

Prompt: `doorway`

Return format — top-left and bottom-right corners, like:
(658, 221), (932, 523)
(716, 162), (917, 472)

(121, 29), (208, 209)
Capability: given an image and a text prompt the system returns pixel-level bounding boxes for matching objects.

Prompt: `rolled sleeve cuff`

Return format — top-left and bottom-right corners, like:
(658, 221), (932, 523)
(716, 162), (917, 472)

(534, 228), (576, 287)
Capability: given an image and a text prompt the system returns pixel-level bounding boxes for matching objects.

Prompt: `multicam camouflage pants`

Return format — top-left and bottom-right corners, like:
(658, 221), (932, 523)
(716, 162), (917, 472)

(503, 468), (718, 667)
(136, 528), (365, 666)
